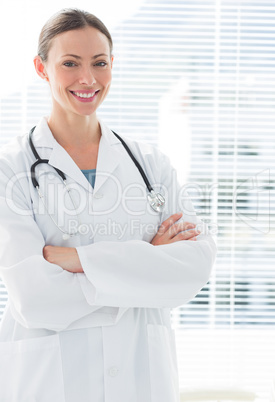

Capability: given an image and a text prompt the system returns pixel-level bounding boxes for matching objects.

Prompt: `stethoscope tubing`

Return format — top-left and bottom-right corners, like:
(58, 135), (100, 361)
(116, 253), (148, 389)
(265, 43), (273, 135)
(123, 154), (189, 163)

(111, 131), (154, 193)
(29, 126), (155, 194)
(29, 126), (66, 188)
(28, 125), (165, 230)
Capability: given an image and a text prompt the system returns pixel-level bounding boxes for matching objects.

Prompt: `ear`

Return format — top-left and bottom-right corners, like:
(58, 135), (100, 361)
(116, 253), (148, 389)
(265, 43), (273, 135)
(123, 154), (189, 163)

(33, 56), (49, 81)
(110, 55), (114, 69)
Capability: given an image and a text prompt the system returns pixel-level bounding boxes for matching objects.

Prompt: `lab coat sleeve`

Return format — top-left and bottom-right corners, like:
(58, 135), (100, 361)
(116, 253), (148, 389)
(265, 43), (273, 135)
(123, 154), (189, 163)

(0, 163), (101, 331)
(76, 152), (217, 308)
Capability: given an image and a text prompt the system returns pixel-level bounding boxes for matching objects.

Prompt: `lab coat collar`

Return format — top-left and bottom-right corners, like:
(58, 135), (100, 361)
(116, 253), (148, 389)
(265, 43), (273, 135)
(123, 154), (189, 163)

(31, 116), (124, 194)
(32, 116), (121, 148)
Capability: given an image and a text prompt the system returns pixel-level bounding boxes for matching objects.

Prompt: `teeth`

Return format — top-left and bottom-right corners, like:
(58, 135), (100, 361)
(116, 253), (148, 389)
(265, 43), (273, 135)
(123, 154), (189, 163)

(73, 91), (96, 98)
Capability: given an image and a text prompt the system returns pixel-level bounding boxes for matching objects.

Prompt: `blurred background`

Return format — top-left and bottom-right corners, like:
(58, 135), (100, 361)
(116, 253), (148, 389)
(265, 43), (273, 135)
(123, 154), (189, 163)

(0, 0), (275, 400)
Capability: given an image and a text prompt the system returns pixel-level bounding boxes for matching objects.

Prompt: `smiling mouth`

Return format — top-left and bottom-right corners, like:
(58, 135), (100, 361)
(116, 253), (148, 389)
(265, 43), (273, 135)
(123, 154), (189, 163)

(70, 90), (100, 99)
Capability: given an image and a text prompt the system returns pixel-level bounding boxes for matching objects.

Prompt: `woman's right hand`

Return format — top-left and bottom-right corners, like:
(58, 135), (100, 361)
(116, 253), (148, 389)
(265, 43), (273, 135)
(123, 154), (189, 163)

(150, 212), (200, 246)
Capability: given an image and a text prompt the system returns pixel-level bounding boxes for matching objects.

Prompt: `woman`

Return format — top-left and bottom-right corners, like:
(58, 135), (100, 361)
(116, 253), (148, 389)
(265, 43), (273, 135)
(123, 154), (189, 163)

(0, 8), (216, 402)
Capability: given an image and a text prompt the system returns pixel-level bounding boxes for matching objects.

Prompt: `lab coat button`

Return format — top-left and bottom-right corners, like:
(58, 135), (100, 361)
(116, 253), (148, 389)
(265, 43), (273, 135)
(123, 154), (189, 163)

(108, 366), (119, 377)
(94, 193), (103, 199)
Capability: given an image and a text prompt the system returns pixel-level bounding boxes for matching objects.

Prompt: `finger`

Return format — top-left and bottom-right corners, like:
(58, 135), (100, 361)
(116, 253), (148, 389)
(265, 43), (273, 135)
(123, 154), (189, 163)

(43, 245), (54, 262)
(43, 245), (51, 257)
(172, 229), (200, 242)
(157, 212), (183, 236)
(167, 221), (198, 238)
(180, 229), (200, 240)
(169, 233), (198, 244)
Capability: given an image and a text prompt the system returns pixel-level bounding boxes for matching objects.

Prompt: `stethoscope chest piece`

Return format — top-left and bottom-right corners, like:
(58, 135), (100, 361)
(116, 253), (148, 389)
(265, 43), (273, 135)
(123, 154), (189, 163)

(147, 190), (165, 213)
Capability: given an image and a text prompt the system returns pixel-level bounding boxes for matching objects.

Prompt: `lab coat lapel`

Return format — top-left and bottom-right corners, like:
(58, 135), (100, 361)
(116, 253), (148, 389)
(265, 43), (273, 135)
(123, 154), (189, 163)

(31, 117), (92, 193)
(48, 134), (123, 195)
(93, 134), (122, 195)
(32, 117), (125, 195)
(48, 142), (92, 193)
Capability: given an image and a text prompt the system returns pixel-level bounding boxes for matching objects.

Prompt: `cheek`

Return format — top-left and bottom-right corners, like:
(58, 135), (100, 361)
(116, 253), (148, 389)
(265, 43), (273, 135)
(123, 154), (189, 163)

(49, 80), (66, 99)
(51, 74), (72, 97)
(102, 71), (112, 89)
(50, 68), (73, 86)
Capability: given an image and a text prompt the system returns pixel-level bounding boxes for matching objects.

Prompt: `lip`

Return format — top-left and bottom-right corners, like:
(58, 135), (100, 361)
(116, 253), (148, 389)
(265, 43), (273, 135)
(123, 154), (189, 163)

(70, 89), (99, 102)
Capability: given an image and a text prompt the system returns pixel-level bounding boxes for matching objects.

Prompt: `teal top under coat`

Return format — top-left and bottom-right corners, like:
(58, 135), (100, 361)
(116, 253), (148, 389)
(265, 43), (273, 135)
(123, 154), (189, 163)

(81, 169), (96, 188)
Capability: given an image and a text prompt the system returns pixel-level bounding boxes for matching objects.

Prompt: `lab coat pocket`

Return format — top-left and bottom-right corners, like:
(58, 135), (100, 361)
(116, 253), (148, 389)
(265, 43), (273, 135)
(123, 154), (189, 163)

(0, 334), (65, 402)
(147, 324), (180, 402)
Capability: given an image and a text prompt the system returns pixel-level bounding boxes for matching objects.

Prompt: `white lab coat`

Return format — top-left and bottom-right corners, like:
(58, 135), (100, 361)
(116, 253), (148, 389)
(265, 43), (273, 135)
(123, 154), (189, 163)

(0, 117), (216, 402)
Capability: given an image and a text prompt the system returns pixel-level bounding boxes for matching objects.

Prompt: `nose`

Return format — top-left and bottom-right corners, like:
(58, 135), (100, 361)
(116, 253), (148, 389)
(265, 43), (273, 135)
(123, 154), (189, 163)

(79, 66), (96, 86)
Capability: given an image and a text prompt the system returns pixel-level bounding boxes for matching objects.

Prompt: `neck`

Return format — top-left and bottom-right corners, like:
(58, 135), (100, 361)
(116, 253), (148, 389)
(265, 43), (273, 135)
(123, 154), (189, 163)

(47, 108), (101, 150)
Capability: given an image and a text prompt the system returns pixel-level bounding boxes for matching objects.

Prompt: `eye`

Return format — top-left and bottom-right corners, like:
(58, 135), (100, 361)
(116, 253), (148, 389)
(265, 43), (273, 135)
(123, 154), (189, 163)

(95, 61), (107, 67)
(63, 61), (77, 67)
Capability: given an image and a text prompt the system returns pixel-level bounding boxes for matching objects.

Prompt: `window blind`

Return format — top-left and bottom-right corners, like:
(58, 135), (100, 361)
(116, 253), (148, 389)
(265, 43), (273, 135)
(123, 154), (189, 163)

(1, 0), (275, 399)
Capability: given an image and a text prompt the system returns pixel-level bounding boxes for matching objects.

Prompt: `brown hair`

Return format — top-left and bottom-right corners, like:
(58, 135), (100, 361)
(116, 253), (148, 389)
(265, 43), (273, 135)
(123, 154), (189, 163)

(38, 8), (113, 61)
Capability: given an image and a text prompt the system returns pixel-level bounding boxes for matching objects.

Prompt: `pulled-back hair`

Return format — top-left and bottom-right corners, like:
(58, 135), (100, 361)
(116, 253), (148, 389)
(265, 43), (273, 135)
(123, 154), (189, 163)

(38, 8), (113, 61)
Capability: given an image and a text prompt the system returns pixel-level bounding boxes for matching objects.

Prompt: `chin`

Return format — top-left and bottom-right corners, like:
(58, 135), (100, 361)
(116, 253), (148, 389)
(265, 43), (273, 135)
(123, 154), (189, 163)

(71, 107), (97, 117)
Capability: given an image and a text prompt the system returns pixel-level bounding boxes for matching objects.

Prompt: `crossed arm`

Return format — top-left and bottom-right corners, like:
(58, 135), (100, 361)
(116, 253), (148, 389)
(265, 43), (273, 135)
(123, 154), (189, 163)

(43, 212), (201, 273)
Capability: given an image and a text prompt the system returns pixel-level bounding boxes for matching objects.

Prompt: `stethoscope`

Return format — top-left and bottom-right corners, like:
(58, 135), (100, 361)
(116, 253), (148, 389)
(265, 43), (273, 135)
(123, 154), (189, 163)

(29, 126), (165, 239)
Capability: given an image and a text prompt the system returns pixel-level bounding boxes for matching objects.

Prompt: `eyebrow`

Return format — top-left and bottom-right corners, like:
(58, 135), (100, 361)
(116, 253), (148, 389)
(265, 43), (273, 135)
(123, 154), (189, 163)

(61, 53), (108, 59)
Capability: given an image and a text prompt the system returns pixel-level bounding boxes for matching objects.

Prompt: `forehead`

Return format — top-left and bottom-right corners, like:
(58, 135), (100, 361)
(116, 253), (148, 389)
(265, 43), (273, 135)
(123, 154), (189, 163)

(48, 27), (110, 58)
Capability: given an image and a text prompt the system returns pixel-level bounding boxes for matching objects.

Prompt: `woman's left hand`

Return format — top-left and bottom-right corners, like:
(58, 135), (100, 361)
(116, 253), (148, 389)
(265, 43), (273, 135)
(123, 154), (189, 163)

(43, 246), (84, 273)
